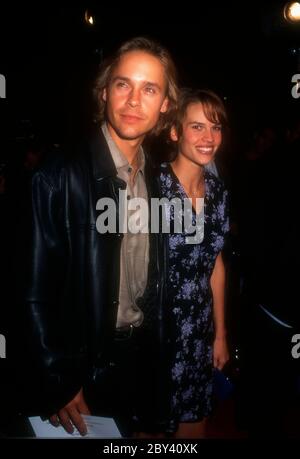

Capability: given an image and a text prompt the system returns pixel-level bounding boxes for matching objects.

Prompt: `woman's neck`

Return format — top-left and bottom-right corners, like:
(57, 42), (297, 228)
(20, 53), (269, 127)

(171, 154), (205, 193)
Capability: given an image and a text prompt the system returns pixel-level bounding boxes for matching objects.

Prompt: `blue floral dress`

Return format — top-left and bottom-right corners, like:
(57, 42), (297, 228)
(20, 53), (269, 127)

(159, 162), (230, 424)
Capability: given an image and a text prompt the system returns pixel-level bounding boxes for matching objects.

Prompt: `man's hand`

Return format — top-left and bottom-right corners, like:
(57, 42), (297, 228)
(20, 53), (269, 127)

(49, 388), (91, 436)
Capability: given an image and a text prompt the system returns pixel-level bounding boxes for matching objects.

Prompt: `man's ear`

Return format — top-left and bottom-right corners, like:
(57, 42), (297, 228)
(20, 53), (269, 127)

(170, 125), (178, 142)
(102, 88), (107, 102)
(160, 97), (169, 113)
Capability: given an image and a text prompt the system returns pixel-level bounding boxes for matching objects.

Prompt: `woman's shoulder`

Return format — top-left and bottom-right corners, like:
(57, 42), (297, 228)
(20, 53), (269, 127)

(160, 161), (170, 171)
(159, 161), (173, 180)
(205, 170), (229, 208)
(158, 162), (180, 198)
(205, 169), (227, 194)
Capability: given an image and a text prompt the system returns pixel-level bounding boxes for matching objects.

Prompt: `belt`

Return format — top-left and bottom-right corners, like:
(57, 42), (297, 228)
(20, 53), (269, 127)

(114, 324), (135, 341)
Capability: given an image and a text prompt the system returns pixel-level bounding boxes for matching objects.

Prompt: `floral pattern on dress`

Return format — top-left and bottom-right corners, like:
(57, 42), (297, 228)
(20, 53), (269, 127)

(159, 162), (229, 424)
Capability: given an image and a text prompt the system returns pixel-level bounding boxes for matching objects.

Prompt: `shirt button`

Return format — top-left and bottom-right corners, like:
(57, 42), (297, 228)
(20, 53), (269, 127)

(127, 195), (131, 200)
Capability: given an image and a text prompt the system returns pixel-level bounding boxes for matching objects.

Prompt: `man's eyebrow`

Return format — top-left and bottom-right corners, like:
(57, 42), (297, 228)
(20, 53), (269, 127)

(144, 81), (163, 91)
(111, 76), (163, 90)
(111, 76), (130, 83)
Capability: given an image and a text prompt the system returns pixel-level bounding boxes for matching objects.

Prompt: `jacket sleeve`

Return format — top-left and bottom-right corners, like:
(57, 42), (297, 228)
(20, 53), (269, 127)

(23, 168), (85, 416)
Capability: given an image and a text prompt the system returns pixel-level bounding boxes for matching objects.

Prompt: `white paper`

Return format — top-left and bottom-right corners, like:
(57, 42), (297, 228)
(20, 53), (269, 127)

(28, 415), (122, 438)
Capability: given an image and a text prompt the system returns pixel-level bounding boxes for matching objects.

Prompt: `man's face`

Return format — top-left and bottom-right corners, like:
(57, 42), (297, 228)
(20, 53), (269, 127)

(103, 51), (169, 141)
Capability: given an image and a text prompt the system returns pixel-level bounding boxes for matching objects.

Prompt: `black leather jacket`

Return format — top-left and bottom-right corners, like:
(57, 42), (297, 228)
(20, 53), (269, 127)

(24, 129), (168, 417)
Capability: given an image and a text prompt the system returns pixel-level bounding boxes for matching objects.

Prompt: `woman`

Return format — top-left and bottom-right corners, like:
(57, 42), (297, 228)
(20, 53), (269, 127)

(160, 88), (230, 438)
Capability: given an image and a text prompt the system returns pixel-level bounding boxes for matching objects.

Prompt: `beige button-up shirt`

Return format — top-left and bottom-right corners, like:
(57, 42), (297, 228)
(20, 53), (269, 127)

(101, 123), (149, 328)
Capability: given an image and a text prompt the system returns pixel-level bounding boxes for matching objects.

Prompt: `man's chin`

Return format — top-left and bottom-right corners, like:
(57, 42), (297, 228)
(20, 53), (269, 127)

(114, 126), (147, 141)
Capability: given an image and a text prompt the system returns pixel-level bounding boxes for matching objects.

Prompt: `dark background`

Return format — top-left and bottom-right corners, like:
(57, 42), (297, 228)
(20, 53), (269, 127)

(0, 0), (300, 439)
(0, 1), (299, 151)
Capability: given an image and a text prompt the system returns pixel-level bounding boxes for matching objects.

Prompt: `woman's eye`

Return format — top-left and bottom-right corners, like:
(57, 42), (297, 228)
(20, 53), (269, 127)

(213, 125), (222, 132)
(191, 124), (203, 130)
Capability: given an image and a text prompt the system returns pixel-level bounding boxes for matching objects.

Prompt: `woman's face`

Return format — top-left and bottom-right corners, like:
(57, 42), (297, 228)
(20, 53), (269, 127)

(172, 102), (222, 167)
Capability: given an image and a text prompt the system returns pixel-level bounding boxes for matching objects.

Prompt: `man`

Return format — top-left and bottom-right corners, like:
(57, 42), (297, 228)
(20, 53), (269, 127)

(24, 37), (178, 436)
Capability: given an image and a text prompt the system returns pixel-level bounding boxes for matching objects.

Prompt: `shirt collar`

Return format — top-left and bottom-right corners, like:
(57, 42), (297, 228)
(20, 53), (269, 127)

(101, 122), (145, 175)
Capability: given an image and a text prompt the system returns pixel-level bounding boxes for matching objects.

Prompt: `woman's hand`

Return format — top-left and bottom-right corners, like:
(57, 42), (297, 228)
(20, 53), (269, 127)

(213, 335), (229, 370)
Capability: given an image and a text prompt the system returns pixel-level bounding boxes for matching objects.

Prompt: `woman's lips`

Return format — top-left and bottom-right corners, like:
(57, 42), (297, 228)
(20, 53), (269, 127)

(196, 146), (214, 155)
